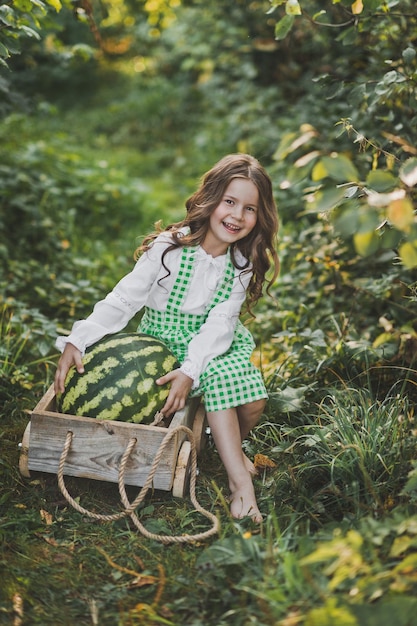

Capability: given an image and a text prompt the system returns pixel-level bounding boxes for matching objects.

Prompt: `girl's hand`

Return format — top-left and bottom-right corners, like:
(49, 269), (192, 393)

(156, 369), (193, 416)
(55, 343), (84, 395)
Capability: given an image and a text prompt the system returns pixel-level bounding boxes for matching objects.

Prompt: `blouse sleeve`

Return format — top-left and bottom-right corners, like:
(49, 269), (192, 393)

(55, 236), (170, 354)
(179, 269), (252, 388)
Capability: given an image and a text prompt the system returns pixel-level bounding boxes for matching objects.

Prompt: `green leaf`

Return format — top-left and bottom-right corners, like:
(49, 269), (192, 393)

(269, 385), (308, 413)
(366, 170), (397, 192)
(310, 186), (347, 212)
(357, 206), (382, 233)
(401, 464), (417, 494)
(333, 207), (360, 237)
(71, 44), (95, 60)
(274, 14), (294, 40)
(0, 5), (15, 26)
(273, 125), (317, 160)
(197, 535), (262, 568)
(0, 42), (10, 58)
(19, 25), (41, 39)
(313, 154), (359, 183)
(351, 597), (417, 626)
(329, 154), (360, 182)
(399, 157), (417, 188)
(300, 328), (327, 347)
(379, 227), (402, 249)
(363, 0), (385, 10)
(337, 27), (358, 46)
(285, 162), (316, 185)
(402, 46), (416, 64)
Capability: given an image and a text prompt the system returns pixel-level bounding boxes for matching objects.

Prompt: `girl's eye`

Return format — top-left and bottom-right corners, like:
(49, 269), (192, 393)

(246, 206), (256, 212)
(225, 198), (234, 206)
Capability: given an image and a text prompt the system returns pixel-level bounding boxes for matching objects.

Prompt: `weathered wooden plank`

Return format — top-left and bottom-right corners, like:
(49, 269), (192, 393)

(28, 413), (176, 489)
(27, 386), (202, 491)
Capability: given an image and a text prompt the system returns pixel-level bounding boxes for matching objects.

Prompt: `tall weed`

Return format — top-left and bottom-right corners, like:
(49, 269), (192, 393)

(262, 386), (416, 525)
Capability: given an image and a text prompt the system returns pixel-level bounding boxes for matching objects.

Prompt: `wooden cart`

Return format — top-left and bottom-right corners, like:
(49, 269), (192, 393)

(19, 384), (207, 498)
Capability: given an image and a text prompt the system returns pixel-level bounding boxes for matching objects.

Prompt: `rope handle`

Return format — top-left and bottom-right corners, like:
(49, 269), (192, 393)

(57, 425), (220, 544)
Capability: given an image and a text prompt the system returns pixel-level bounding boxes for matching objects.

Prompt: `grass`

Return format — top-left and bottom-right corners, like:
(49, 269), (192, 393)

(1, 379), (417, 624)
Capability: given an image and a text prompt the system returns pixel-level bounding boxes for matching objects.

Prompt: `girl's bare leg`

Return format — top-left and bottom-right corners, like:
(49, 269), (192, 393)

(237, 399), (266, 475)
(206, 407), (262, 522)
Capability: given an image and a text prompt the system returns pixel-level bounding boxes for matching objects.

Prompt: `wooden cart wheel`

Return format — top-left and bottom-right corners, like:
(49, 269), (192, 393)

(19, 422), (31, 478)
(192, 405), (207, 455)
(172, 440), (192, 498)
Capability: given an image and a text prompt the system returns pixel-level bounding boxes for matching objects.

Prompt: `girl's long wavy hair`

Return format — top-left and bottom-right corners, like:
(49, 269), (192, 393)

(136, 154), (279, 313)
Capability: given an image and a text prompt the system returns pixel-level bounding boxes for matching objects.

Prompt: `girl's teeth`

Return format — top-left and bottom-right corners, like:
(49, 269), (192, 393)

(224, 222), (239, 231)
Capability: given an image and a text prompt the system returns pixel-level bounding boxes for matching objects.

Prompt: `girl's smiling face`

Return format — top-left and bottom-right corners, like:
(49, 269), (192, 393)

(202, 177), (259, 257)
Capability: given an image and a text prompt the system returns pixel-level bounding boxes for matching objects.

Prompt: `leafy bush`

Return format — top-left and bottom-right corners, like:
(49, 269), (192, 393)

(268, 0), (417, 267)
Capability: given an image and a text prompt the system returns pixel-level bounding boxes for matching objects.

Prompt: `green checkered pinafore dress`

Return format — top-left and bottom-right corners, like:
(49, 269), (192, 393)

(138, 246), (268, 412)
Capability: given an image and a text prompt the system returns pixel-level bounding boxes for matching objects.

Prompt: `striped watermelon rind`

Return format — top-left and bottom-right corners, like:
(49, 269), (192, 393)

(57, 333), (179, 424)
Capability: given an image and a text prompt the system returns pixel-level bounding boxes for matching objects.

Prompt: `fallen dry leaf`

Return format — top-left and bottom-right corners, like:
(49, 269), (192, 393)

(12, 593), (23, 626)
(40, 509), (53, 525)
(254, 453), (277, 470)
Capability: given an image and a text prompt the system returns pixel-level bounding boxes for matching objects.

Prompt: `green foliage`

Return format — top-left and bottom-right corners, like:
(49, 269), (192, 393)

(0, 0), (82, 113)
(0, 301), (56, 423)
(0, 109), (181, 330)
(268, 0), (417, 268)
(1, 0), (417, 624)
(0, 0), (55, 69)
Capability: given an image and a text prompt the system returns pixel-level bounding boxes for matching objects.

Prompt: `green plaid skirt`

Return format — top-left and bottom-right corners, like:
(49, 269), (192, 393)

(138, 246), (268, 412)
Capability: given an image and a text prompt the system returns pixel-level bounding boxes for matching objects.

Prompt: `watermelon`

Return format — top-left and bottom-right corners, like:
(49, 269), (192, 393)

(57, 333), (179, 423)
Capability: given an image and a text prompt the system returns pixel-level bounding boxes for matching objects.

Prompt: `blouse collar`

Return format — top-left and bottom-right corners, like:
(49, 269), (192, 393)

(196, 245), (228, 267)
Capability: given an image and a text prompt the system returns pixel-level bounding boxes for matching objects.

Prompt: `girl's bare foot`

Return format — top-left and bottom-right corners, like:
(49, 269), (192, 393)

(229, 478), (262, 523)
(242, 452), (258, 476)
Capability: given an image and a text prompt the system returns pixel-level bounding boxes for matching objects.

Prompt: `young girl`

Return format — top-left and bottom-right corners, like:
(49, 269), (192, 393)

(55, 153), (279, 522)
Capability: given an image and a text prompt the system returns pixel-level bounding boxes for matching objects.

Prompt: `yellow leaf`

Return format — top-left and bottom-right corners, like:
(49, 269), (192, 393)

(312, 160), (328, 181)
(353, 231), (379, 257)
(399, 242), (417, 269)
(45, 0), (62, 11)
(351, 0), (363, 15)
(387, 198), (415, 232)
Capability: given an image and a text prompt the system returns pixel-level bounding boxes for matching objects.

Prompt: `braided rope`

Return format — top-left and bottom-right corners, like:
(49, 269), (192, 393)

(57, 425), (220, 544)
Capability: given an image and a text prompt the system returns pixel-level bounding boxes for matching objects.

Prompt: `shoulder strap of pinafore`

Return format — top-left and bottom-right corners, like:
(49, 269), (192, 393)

(165, 246), (198, 314)
(165, 246), (236, 316)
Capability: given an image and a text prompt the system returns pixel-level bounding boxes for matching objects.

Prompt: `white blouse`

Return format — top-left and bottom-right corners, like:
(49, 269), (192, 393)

(56, 231), (253, 387)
